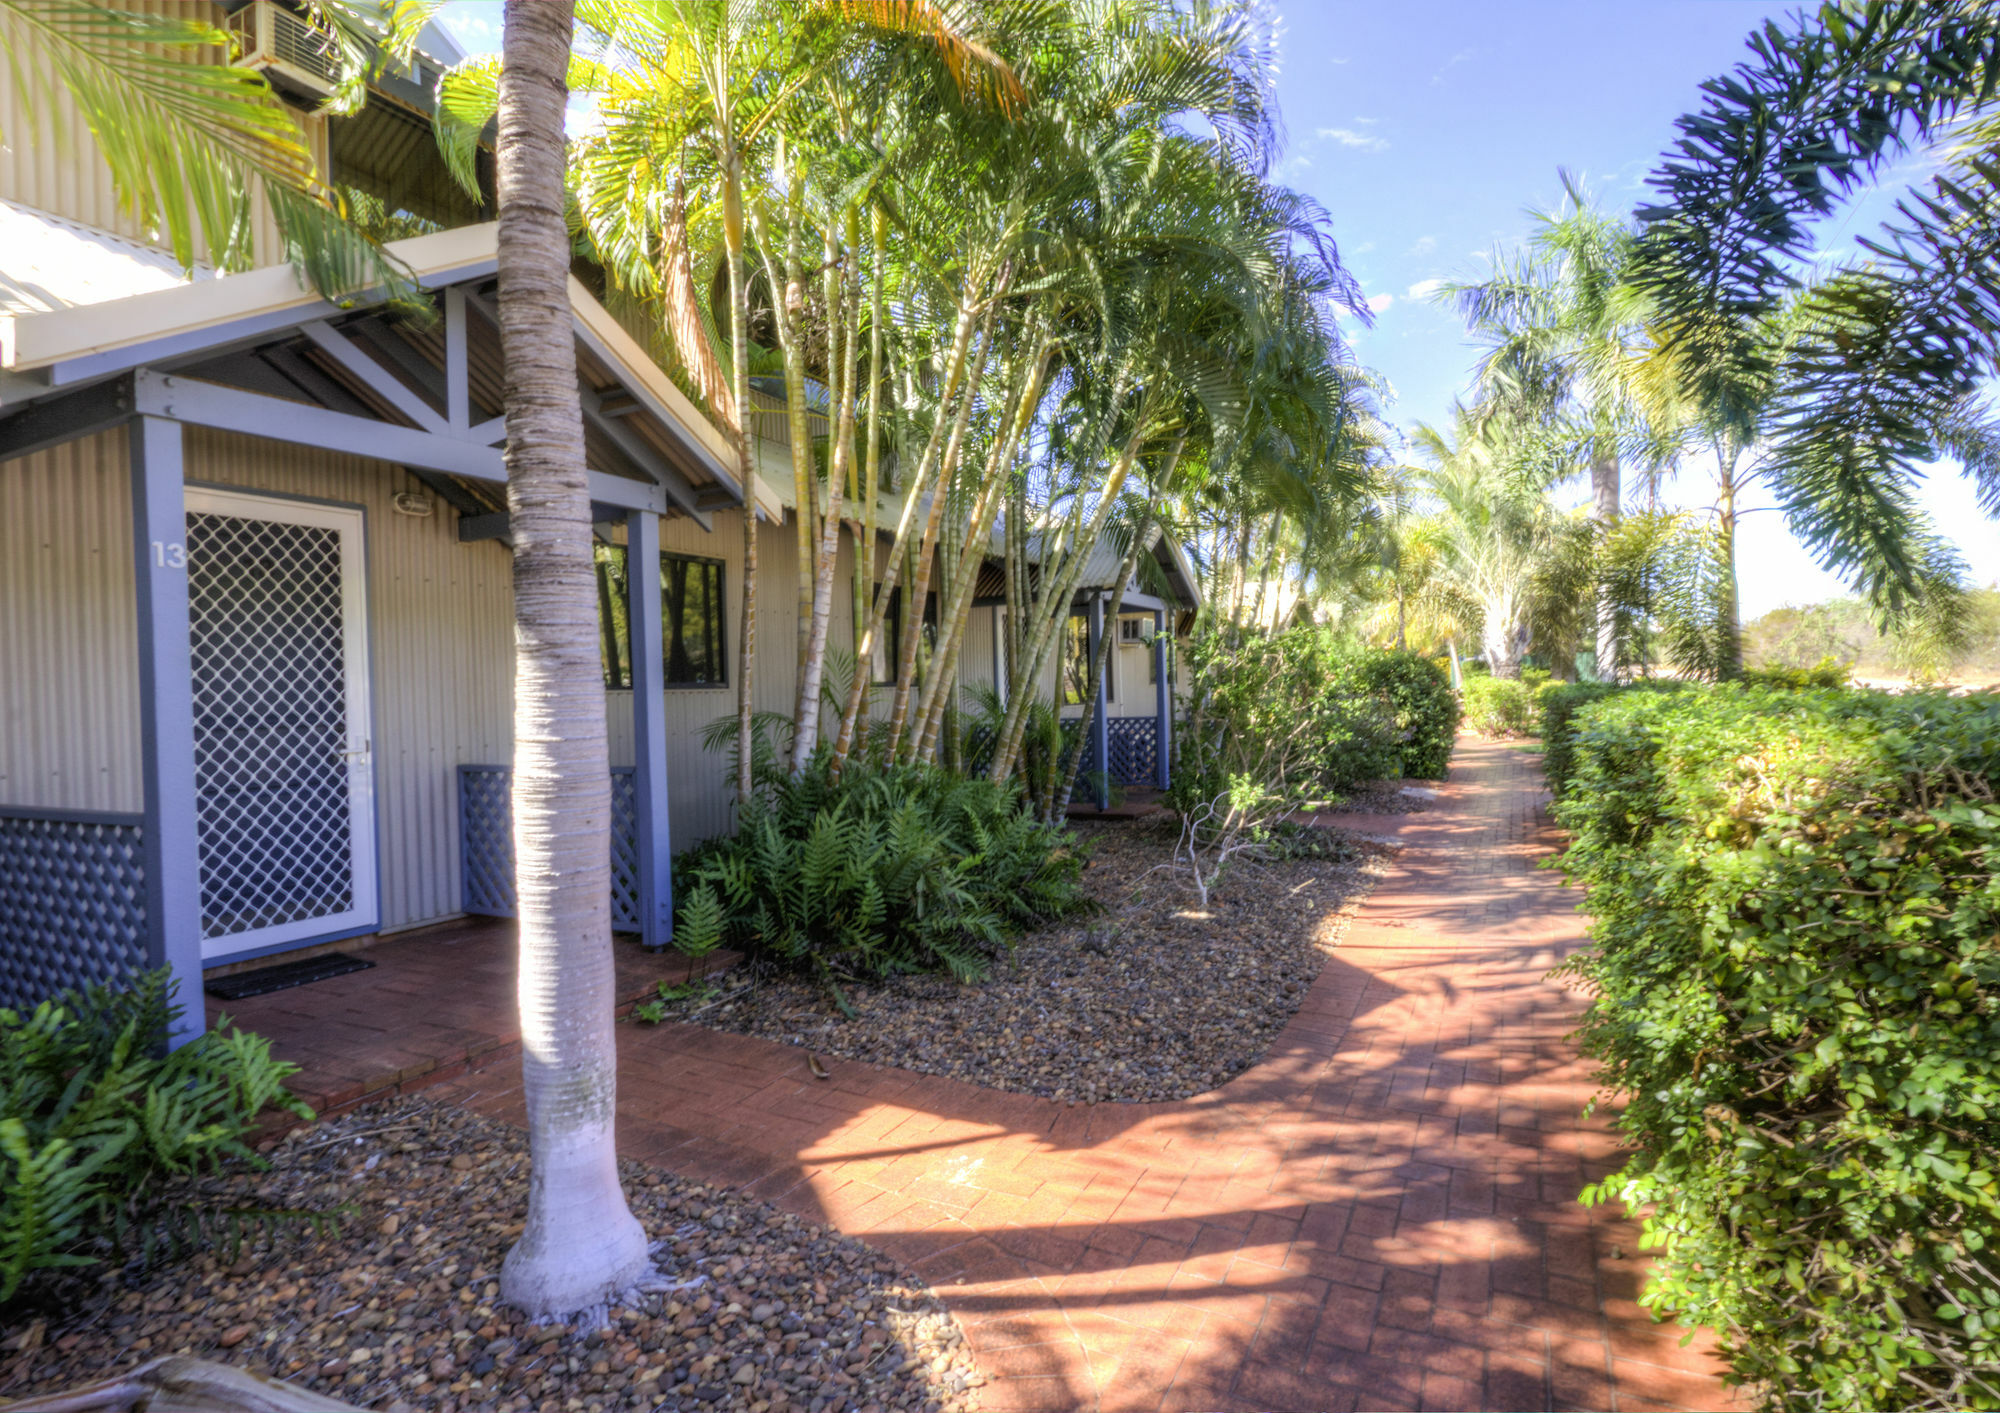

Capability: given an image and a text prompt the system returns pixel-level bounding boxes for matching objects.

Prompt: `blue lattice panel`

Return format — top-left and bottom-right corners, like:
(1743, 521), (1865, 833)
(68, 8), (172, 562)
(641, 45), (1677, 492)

(0, 809), (148, 1012)
(608, 771), (640, 931)
(961, 724), (998, 778)
(1106, 716), (1159, 787)
(457, 766), (641, 930)
(457, 766), (516, 918)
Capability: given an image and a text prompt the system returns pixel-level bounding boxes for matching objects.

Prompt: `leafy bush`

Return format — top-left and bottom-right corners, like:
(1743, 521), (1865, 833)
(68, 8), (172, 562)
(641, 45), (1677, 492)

(1, 972), (313, 1302)
(1460, 674), (1536, 736)
(675, 759), (1091, 987)
(1537, 681), (1623, 797)
(1178, 627), (1458, 798)
(1339, 646), (1460, 780)
(1740, 654), (1851, 689)
(1554, 685), (2000, 1411)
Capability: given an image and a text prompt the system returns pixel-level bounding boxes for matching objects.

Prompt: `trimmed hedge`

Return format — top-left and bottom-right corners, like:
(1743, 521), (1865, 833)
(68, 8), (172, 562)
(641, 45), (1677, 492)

(1554, 685), (2000, 1411)
(1340, 645), (1459, 780)
(1460, 674), (1536, 736)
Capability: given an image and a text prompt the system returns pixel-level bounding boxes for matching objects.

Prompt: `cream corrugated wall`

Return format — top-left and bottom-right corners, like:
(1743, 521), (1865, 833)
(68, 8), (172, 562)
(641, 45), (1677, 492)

(0, 428), (519, 934)
(0, 0), (320, 268)
(0, 428), (142, 813)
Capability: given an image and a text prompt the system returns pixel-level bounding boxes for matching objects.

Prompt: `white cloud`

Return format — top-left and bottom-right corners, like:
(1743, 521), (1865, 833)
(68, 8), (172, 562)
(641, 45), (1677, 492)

(1409, 235), (1437, 256)
(1317, 126), (1389, 152)
(1365, 293), (1395, 315)
(1405, 278), (1445, 301)
(1431, 48), (1473, 86)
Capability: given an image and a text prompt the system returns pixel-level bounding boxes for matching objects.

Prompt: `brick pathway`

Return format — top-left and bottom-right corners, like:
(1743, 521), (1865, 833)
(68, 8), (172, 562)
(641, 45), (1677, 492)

(449, 739), (1738, 1412)
(209, 917), (728, 1117)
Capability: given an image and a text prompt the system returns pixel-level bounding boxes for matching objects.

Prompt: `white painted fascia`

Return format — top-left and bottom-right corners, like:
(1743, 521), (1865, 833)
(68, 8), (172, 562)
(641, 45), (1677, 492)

(0, 223), (501, 373)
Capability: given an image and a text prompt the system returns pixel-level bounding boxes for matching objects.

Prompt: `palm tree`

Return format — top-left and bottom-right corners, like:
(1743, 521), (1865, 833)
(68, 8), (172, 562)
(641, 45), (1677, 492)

(0, 0), (422, 303)
(1633, 0), (2000, 610)
(1444, 181), (1667, 678)
(1406, 412), (1582, 679)
(490, 0), (648, 1318)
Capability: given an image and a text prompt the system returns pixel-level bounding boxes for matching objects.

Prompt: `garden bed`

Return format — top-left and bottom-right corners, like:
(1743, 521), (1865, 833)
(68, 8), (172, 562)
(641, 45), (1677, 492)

(0, 1098), (974, 1413)
(644, 819), (1389, 1105)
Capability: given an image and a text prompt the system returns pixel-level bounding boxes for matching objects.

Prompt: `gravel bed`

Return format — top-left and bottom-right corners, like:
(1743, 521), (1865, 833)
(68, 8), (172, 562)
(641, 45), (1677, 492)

(0, 1099), (974, 1413)
(646, 820), (1388, 1104)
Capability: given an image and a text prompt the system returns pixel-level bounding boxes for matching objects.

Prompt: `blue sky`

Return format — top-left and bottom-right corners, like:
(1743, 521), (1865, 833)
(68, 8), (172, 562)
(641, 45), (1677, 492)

(435, 1), (1999, 618)
(1267, 0), (2000, 617)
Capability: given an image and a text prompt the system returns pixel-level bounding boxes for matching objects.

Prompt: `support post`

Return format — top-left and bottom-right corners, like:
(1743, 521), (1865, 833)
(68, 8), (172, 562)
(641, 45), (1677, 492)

(1153, 608), (1171, 790)
(1089, 594), (1110, 810)
(130, 415), (205, 1044)
(626, 510), (673, 950)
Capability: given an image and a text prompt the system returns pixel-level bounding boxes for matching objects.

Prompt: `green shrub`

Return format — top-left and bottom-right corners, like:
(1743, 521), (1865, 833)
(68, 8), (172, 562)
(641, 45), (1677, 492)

(1554, 685), (2000, 1411)
(1740, 654), (1852, 689)
(1340, 646), (1460, 780)
(1460, 674), (1536, 736)
(1537, 681), (1622, 796)
(675, 759), (1091, 986)
(0, 971), (313, 1302)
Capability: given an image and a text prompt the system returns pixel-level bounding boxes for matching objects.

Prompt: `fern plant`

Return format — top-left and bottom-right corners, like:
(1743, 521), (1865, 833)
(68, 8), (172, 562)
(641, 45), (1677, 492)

(0, 971), (315, 1302)
(676, 759), (1092, 988)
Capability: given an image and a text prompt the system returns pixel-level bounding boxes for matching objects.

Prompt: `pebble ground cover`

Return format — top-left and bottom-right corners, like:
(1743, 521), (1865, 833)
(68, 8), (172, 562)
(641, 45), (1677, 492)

(642, 817), (1389, 1104)
(0, 1100), (974, 1413)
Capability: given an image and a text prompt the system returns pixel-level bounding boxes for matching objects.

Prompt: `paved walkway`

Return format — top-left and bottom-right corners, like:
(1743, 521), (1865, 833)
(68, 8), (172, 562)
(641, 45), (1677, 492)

(448, 739), (1737, 1412)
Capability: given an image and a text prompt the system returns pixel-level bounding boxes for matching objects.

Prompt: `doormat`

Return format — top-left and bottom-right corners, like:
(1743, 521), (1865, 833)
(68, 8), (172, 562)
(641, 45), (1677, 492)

(205, 953), (376, 1001)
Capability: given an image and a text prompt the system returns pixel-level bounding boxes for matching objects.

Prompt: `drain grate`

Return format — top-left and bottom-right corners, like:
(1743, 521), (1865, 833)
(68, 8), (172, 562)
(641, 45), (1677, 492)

(204, 952), (375, 1001)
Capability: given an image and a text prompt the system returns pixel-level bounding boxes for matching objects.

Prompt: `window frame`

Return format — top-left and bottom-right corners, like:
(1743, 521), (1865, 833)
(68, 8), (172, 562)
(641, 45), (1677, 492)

(593, 543), (730, 692)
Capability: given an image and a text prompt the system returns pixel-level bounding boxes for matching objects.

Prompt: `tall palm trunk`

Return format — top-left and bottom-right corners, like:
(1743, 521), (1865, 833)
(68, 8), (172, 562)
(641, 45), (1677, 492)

(791, 209), (860, 770)
(493, 0), (646, 1318)
(1716, 440), (1743, 680)
(1592, 442), (1619, 679)
(721, 149), (757, 804)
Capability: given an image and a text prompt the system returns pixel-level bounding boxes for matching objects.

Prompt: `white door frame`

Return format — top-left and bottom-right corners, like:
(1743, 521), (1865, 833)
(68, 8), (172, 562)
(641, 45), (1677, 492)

(185, 486), (378, 959)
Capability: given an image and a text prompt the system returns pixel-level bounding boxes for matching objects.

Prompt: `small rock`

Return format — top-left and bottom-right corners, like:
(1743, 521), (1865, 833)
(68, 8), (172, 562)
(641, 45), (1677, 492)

(217, 1325), (252, 1349)
(731, 1361), (758, 1385)
(450, 1154), (475, 1172)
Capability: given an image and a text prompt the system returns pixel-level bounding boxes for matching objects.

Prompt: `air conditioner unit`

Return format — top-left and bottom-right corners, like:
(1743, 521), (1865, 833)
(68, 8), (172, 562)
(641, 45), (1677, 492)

(227, 2), (340, 103)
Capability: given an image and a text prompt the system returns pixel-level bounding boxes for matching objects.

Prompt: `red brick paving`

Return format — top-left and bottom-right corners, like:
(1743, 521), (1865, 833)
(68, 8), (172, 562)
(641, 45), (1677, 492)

(207, 915), (731, 1118)
(433, 738), (1740, 1412)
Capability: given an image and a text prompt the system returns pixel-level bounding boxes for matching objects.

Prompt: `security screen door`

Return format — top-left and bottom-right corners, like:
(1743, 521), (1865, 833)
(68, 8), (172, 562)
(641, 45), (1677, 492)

(184, 487), (377, 959)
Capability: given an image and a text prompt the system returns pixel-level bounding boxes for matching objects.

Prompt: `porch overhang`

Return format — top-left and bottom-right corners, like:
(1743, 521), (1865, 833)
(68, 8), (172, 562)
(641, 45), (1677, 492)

(0, 222), (753, 529)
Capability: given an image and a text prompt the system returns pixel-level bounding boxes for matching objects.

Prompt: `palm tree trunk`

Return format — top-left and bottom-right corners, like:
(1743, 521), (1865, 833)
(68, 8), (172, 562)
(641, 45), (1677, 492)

(492, 0), (646, 1319)
(722, 149), (757, 804)
(1592, 443), (1619, 679)
(825, 284), (984, 776)
(790, 211), (858, 771)
(1716, 445), (1743, 679)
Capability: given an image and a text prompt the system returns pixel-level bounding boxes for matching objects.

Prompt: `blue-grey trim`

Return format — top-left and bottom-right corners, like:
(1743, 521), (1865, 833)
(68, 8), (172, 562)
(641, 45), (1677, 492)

(1153, 607), (1171, 790)
(0, 803), (146, 827)
(42, 258), (500, 389)
(200, 920), (383, 970)
(300, 319), (450, 434)
(568, 314), (740, 502)
(133, 368), (504, 479)
(578, 380), (713, 531)
(1088, 594), (1110, 810)
(0, 376), (133, 461)
(626, 510), (674, 951)
(130, 416), (205, 1047)
(457, 511), (511, 542)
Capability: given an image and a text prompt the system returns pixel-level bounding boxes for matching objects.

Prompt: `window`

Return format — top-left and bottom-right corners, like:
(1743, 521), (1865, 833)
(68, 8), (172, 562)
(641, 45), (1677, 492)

(594, 544), (728, 689)
(865, 585), (937, 684)
(869, 586), (901, 685)
(1063, 615), (1116, 705)
(1120, 617), (1147, 643)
